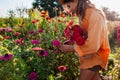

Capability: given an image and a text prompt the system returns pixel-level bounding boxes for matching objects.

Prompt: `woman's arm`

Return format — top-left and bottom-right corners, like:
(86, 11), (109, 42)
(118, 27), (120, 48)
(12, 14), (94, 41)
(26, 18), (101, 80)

(59, 45), (75, 52)
(74, 10), (105, 57)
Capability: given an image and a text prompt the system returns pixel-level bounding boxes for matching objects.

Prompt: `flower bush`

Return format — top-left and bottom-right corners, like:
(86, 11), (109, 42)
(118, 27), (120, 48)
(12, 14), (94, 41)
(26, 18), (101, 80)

(0, 9), (80, 80)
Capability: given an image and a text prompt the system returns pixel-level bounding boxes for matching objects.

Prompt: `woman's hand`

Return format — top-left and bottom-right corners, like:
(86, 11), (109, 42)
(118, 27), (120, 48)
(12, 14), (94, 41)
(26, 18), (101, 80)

(59, 45), (75, 52)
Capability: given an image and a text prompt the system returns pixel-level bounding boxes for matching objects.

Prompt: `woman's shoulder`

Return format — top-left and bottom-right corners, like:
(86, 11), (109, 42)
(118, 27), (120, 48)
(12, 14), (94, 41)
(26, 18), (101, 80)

(86, 7), (106, 18)
(86, 7), (101, 14)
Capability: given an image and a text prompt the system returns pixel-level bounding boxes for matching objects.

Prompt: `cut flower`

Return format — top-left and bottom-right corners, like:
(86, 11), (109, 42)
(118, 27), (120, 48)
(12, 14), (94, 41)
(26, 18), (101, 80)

(64, 24), (86, 45)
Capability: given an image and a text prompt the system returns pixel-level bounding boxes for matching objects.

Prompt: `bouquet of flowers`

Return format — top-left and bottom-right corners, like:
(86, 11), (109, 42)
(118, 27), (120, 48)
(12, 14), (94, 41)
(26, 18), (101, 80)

(64, 21), (86, 45)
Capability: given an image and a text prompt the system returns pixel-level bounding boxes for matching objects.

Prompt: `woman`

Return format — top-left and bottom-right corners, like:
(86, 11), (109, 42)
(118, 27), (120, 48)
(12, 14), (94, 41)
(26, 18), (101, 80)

(58, 0), (111, 80)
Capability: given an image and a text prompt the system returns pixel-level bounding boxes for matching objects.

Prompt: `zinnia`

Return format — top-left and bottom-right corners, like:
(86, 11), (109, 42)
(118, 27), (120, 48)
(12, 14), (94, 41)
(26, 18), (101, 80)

(53, 40), (60, 46)
(29, 72), (37, 80)
(38, 29), (43, 33)
(0, 53), (13, 61)
(31, 39), (39, 45)
(29, 30), (35, 34)
(38, 50), (48, 57)
(58, 65), (67, 72)
(31, 19), (39, 24)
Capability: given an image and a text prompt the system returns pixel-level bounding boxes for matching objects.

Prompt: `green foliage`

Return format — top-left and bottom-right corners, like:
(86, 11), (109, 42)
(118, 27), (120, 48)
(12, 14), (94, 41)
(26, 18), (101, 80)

(104, 48), (120, 80)
(0, 18), (6, 27)
(108, 27), (117, 51)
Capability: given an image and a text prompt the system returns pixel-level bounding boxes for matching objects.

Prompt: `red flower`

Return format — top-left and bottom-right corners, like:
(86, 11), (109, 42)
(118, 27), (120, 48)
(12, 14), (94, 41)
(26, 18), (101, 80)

(67, 20), (74, 27)
(63, 24), (86, 45)
(31, 19), (39, 24)
(64, 26), (72, 38)
(72, 25), (83, 35)
(75, 36), (85, 45)
(58, 65), (67, 72)
(29, 72), (37, 80)
(72, 32), (81, 40)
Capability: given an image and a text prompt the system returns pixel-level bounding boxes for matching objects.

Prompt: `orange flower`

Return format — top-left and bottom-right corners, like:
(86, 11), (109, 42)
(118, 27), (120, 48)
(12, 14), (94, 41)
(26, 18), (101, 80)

(31, 19), (39, 24)
(32, 47), (43, 51)
(59, 11), (66, 18)
(41, 10), (49, 17)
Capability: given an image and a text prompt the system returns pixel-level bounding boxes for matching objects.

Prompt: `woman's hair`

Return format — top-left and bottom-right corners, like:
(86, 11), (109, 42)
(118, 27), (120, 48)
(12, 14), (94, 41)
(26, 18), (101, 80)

(59, 0), (94, 20)
(58, 0), (74, 4)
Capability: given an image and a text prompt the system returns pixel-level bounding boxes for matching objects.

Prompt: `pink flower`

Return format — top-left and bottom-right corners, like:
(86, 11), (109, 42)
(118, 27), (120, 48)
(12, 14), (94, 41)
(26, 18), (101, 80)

(0, 28), (5, 31)
(53, 49), (59, 53)
(15, 39), (21, 45)
(29, 72), (37, 80)
(29, 30), (35, 34)
(32, 47), (43, 51)
(31, 39), (39, 45)
(38, 29), (43, 33)
(53, 40), (60, 46)
(58, 65), (67, 72)
(38, 50), (48, 57)
(14, 38), (24, 45)
(4, 36), (11, 39)
(14, 32), (21, 36)
(0, 53), (13, 61)
(5, 28), (13, 32)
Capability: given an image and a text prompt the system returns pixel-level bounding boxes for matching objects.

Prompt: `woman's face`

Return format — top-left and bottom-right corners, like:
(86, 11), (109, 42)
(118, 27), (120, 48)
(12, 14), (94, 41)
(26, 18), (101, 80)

(62, 0), (78, 12)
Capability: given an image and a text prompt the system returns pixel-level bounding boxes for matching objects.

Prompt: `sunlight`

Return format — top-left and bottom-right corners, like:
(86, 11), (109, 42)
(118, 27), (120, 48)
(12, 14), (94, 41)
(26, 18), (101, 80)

(0, 0), (120, 17)
(91, 0), (120, 13)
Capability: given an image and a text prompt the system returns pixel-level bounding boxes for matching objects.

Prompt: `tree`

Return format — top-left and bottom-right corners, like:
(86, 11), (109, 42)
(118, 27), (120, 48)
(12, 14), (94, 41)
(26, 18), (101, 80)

(32, 0), (62, 17)
(102, 7), (120, 21)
